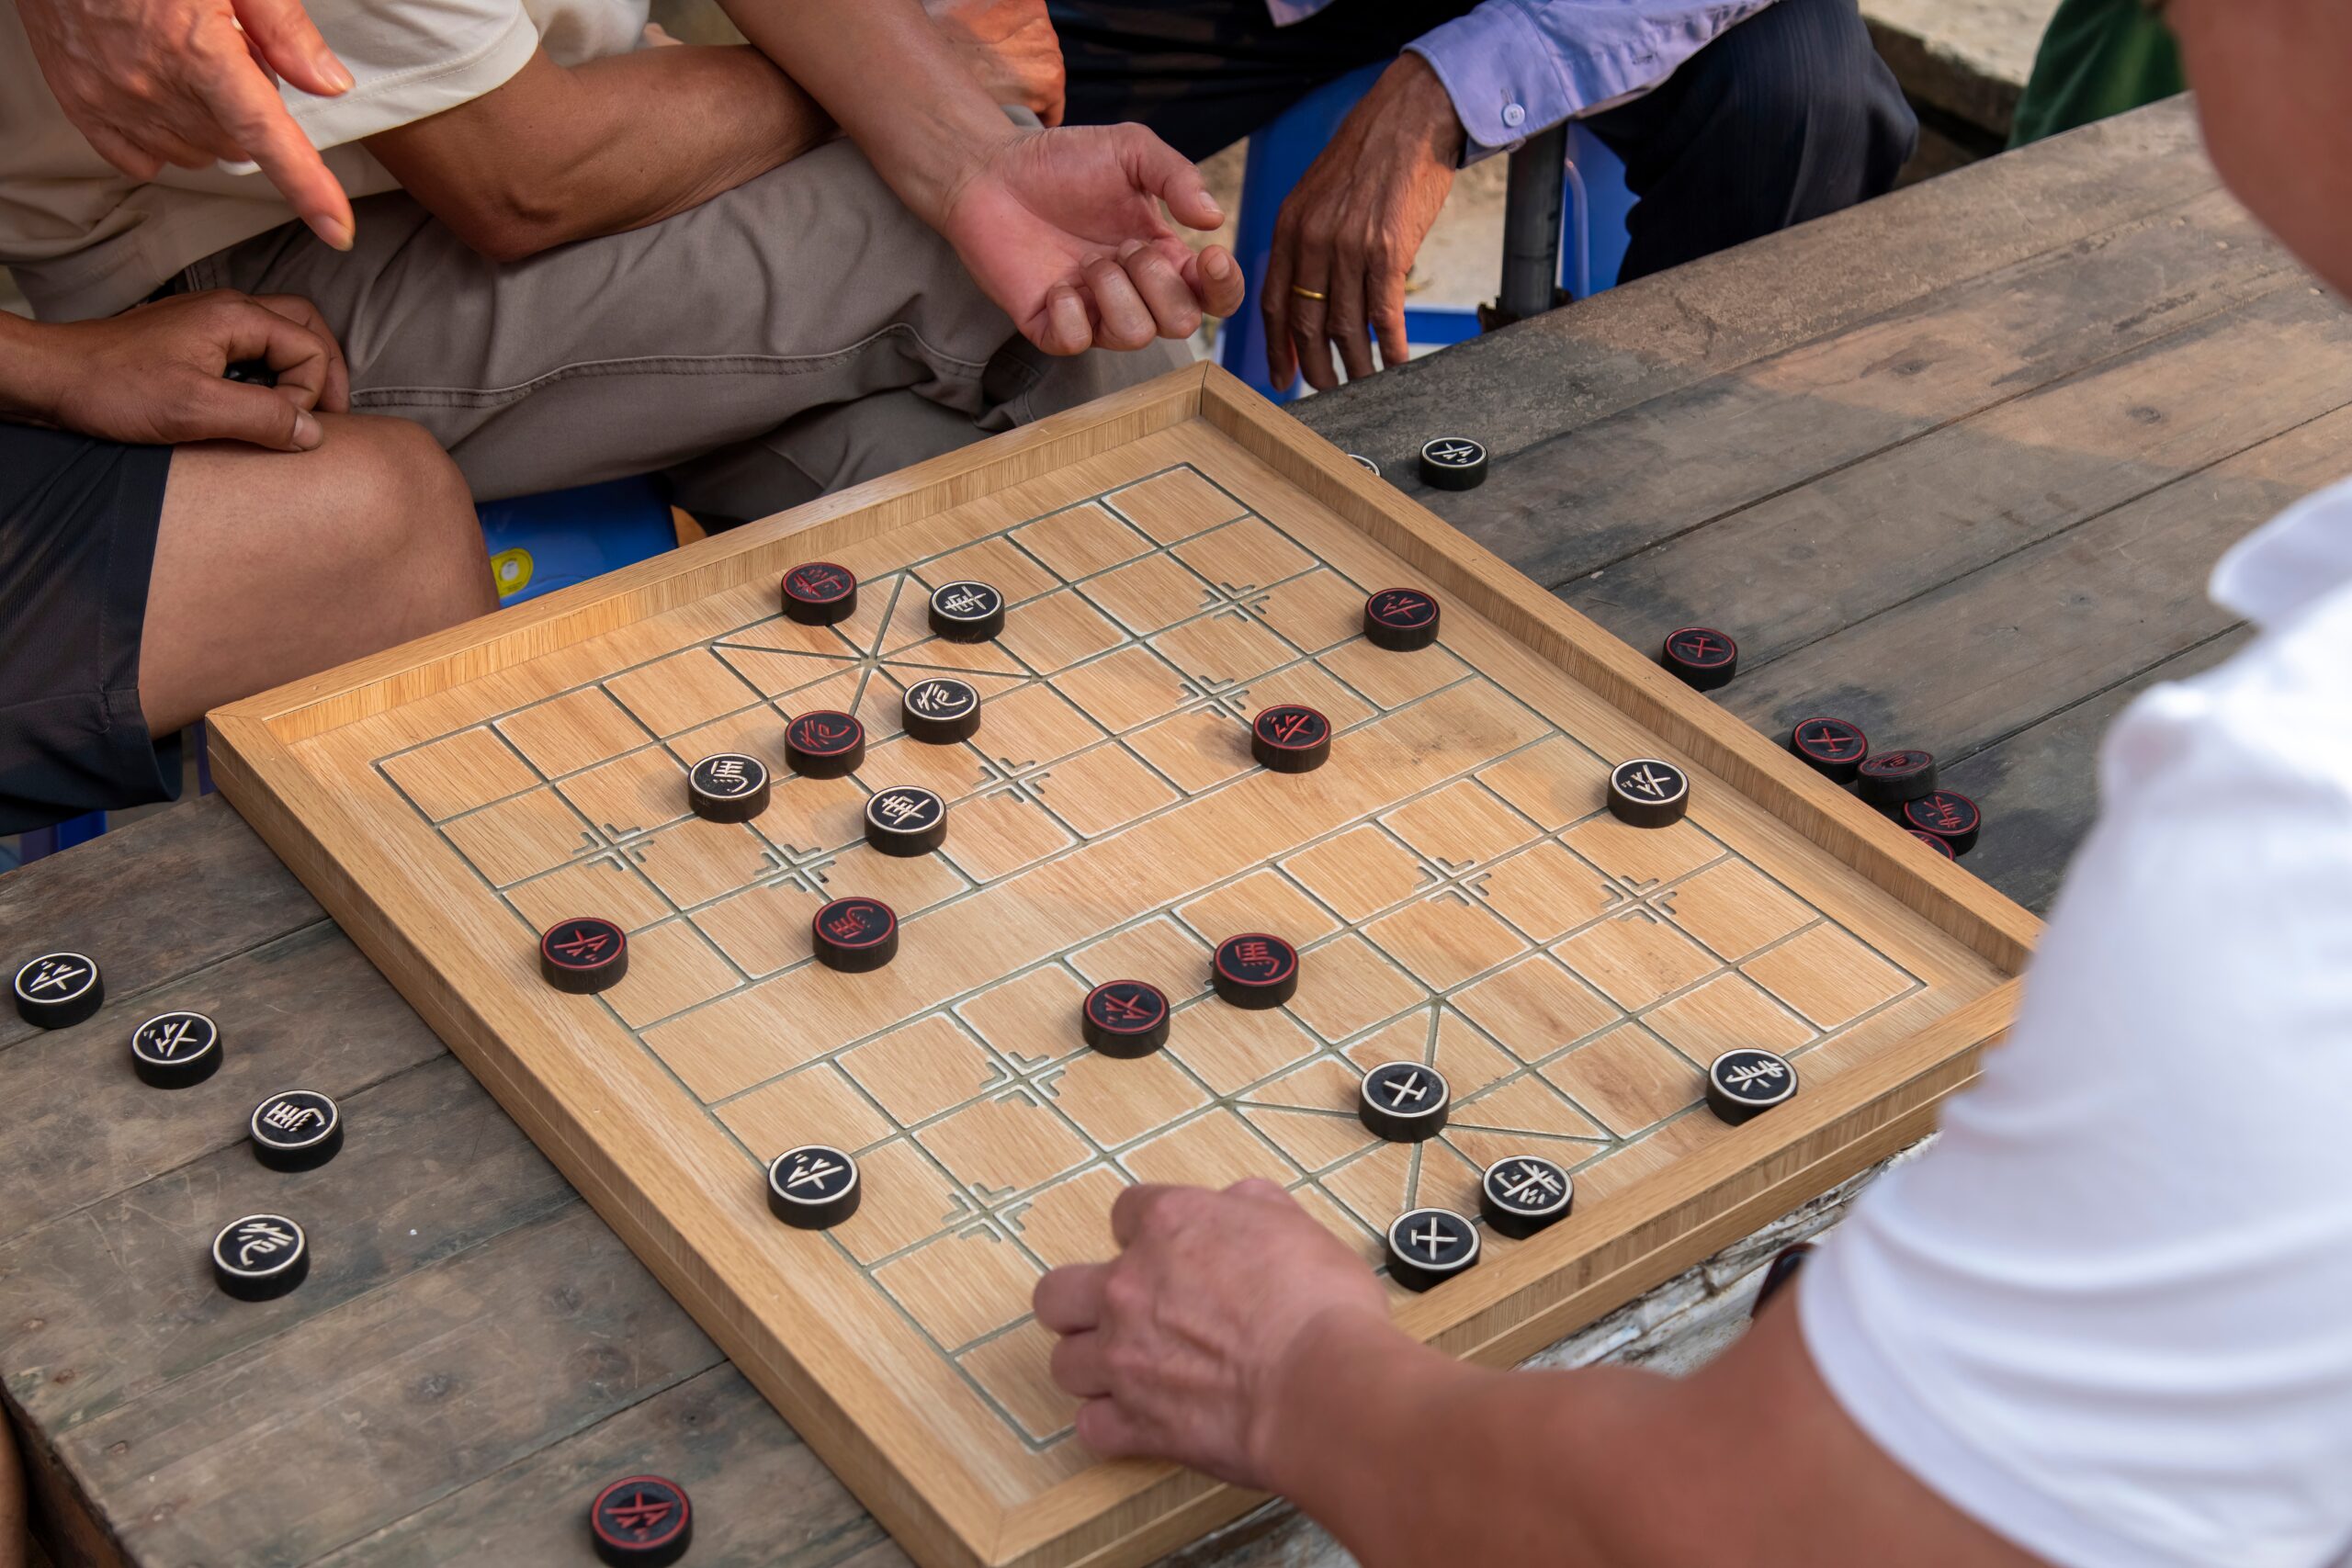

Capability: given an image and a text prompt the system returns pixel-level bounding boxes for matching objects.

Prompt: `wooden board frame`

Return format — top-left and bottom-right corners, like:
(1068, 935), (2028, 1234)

(211, 364), (2036, 1568)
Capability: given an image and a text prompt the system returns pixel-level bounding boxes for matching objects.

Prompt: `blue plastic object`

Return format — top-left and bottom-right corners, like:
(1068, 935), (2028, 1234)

(476, 474), (680, 606)
(14, 810), (107, 867)
(1219, 71), (1633, 400)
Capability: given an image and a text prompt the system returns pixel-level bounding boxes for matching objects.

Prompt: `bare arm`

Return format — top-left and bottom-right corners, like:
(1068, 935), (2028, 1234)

(1038, 1183), (2041, 1568)
(363, 42), (830, 265)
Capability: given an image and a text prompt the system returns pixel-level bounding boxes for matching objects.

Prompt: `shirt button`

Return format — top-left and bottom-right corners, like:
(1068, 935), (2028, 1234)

(1501, 102), (1526, 128)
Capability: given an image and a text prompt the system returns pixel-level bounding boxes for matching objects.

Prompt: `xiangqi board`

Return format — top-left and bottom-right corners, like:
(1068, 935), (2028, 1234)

(211, 365), (2034, 1568)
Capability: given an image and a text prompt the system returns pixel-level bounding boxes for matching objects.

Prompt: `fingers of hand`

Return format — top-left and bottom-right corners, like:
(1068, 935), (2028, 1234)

(1185, 244), (1244, 320)
(234, 0), (356, 95)
(1259, 230), (1298, 389)
(1040, 284), (1092, 356)
(253, 293), (351, 411)
(1033, 1261), (1108, 1334)
(1048, 1330), (1112, 1399)
(181, 378), (322, 452)
(1117, 240), (1201, 340)
(1108, 1182), (1185, 1247)
(1327, 257), (1376, 383)
(190, 294), (334, 419)
(210, 69), (356, 249)
(1074, 1397), (1149, 1459)
(1081, 252), (1157, 351)
(1127, 128), (1224, 232)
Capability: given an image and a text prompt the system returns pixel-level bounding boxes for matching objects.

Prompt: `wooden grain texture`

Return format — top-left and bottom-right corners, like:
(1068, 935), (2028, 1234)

(3, 99), (2318, 1568)
(208, 365), (2024, 1568)
(1446, 187), (2301, 588)
(1297, 99), (2213, 475)
(0, 796), (319, 1053)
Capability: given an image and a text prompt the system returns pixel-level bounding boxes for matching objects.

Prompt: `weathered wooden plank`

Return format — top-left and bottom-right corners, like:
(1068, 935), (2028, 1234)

(0, 797), (319, 1055)
(58, 1203), (718, 1568)
(1564, 283), (2352, 665)
(0, 922), (447, 1245)
(1445, 188), (2298, 583)
(1948, 629), (2251, 913)
(1719, 397), (2352, 753)
(0, 1055), (572, 1437)
(316, 1368), (886, 1568)
(1297, 99), (2211, 471)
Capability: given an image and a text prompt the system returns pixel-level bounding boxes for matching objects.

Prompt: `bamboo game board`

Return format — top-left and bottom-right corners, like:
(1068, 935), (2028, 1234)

(211, 365), (2035, 1568)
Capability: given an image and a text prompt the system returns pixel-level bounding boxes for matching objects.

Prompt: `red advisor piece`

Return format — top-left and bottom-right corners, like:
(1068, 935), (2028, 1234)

(540, 916), (628, 994)
(1081, 979), (1170, 1058)
(590, 1474), (692, 1566)
(1251, 704), (1331, 773)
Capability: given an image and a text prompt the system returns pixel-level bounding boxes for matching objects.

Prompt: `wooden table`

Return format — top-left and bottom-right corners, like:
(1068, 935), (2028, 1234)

(5, 97), (2336, 1568)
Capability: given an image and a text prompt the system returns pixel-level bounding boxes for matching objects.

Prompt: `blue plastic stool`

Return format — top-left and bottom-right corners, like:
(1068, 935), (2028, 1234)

(1219, 64), (1633, 401)
(477, 474), (680, 606)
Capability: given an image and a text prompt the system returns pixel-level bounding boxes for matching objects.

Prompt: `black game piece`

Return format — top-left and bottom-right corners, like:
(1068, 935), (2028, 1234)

(210, 1213), (309, 1302)
(13, 951), (101, 1030)
(812, 897), (898, 973)
(222, 359), (278, 388)
(1348, 454), (1381, 479)
(1607, 758), (1690, 829)
(1901, 789), (1981, 856)
(590, 1474), (694, 1567)
(1358, 1061), (1450, 1143)
(1363, 587), (1441, 652)
(1660, 626), (1739, 692)
(250, 1089), (343, 1171)
(1251, 705), (1331, 774)
(687, 752), (770, 823)
(928, 580), (1004, 642)
(1418, 435), (1488, 491)
(1706, 1047), (1799, 1125)
(781, 561), (858, 626)
(1789, 716), (1870, 784)
(1385, 1207), (1480, 1292)
(540, 917), (629, 994)
(1856, 749), (1939, 807)
(865, 784), (947, 857)
(1907, 829), (1957, 861)
(1751, 1242), (1815, 1320)
(1211, 932), (1298, 1010)
(786, 709), (866, 779)
(130, 1010), (222, 1089)
(765, 1145), (861, 1229)
(1479, 1155), (1574, 1240)
(1080, 980), (1170, 1058)
(901, 675), (981, 744)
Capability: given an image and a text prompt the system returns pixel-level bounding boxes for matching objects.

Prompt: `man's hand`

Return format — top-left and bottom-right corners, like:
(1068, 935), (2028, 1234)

(2, 291), (351, 451)
(926, 0), (1066, 127)
(1034, 1180), (1392, 1486)
(1264, 52), (1464, 391)
(940, 125), (1246, 356)
(15, 0), (358, 251)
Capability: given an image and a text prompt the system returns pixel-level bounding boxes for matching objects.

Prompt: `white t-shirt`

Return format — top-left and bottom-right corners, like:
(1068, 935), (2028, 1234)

(1802, 477), (2352, 1567)
(0, 0), (646, 321)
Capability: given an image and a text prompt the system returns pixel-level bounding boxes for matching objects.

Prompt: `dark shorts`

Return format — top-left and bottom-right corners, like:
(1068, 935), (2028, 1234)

(1, 423), (180, 834)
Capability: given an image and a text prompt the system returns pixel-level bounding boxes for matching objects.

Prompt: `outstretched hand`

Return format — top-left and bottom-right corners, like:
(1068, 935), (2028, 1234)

(938, 124), (1246, 357)
(20, 290), (351, 452)
(15, 0), (358, 250)
(1033, 1180), (1393, 1486)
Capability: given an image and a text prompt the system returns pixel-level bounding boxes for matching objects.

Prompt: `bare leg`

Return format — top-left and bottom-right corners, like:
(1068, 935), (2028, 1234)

(138, 413), (497, 733)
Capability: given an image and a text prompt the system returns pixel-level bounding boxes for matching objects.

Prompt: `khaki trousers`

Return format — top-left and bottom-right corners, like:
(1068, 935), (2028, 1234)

(184, 137), (1185, 520)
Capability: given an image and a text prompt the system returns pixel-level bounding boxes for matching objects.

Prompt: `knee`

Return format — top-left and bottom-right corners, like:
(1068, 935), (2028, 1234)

(1705, 0), (1918, 185)
(319, 415), (498, 625)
